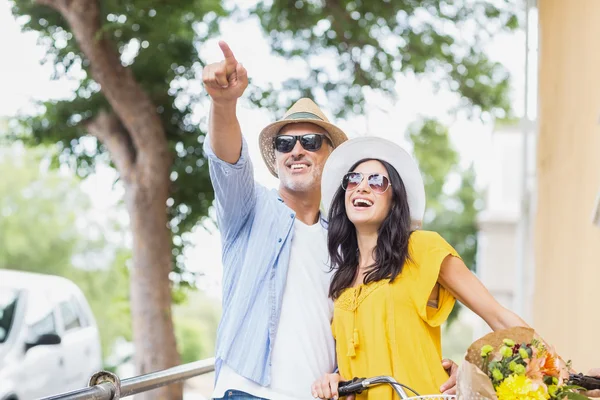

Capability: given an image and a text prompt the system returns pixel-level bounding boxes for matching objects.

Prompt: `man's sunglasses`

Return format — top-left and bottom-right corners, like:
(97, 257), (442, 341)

(273, 134), (330, 153)
(342, 172), (392, 194)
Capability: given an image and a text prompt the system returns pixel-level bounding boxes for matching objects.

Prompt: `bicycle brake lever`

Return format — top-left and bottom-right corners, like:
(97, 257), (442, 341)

(338, 377), (366, 396)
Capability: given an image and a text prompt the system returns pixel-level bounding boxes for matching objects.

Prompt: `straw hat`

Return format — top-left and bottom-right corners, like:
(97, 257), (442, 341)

(259, 98), (348, 177)
(321, 136), (426, 226)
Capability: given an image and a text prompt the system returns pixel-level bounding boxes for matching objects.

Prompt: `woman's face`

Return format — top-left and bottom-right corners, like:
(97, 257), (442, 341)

(344, 160), (393, 230)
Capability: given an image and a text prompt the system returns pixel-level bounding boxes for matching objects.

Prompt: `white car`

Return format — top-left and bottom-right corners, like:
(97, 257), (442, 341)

(0, 270), (103, 400)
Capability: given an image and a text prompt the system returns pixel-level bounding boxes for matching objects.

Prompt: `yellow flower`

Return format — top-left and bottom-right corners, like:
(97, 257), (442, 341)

(514, 364), (526, 375)
(519, 348), (530, 359)
(496, 375), (550, 400)
(503, 339), (516, 347)
(492, 368), (504, 381)
(481, 344), (494, 357)
(500, 346), (513, 358)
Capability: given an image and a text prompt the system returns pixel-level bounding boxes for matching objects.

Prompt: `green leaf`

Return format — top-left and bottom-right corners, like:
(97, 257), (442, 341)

(563, 392), (592, 400)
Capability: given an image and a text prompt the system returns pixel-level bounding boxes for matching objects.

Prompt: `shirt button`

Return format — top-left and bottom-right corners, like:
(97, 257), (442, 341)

(290, 213), (294, 218)
(278, 238), (282, 243)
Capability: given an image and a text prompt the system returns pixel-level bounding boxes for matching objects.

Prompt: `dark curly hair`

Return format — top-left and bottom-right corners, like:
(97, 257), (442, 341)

(327, 158), (413, 299)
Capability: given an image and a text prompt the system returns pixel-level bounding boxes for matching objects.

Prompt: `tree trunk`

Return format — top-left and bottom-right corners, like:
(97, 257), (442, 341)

(126, 180), (183, 400)
(35, 1), (184, 398)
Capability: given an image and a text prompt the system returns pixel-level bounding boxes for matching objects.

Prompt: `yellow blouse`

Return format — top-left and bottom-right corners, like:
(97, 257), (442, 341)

(332, 230), (459, 399)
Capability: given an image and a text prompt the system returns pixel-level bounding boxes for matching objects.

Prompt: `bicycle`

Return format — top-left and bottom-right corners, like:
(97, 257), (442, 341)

(337, 375), (456, 399)
(336, 373), (600, 399)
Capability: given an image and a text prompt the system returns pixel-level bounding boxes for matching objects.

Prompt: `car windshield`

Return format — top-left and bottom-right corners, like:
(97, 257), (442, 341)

(0, 288), (20, 344)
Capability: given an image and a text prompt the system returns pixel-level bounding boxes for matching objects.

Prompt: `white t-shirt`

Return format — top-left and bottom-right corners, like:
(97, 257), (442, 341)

(213, 219), (336, 400)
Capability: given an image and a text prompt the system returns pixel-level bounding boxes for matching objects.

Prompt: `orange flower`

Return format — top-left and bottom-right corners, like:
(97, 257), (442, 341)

(540, 352), (560, 378)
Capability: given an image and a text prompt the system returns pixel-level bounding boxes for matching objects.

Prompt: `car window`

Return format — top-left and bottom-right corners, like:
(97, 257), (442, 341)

(72, 296), (90, 327)
(59, 298), (82, 331)
(0, 288), (21, 343)
(24, 290), (57, 342)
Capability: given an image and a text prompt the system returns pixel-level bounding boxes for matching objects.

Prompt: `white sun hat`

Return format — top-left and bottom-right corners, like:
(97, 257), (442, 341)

(320, 136), (426, 227)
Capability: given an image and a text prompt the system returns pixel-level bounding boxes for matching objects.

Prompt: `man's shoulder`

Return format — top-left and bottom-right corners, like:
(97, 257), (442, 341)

(252, 186), (292, 212)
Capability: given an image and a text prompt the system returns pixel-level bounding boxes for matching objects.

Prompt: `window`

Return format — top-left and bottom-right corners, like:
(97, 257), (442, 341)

(59, 299), (82, 331)
(28, 312), (56, 339)
(71, 296), (90, 327)
(0, 288), (21, 343)
(24, 290), (56, 343)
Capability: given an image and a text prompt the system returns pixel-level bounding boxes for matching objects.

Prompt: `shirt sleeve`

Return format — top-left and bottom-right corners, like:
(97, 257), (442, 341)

(407, 231), (459, 327)
(203, 135), (256, 244)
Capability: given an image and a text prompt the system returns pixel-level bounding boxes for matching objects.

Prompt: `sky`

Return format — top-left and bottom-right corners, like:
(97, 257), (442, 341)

(0, 1), (538, 298)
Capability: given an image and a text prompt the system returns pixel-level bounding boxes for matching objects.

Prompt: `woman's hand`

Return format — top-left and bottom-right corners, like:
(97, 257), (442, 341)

(440, 359), (459, 394)
(311, 373), (354, 400)
(584, 368), (600, 398)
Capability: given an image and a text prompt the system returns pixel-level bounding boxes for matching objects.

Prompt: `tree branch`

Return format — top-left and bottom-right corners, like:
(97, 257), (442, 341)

(35, 0), (59, 7)
(35, 0), (171, 180)
(85, 110), (135, 182)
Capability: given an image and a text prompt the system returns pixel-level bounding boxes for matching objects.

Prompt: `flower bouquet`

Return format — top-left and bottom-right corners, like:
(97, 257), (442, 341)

(457, 327), (591, 400)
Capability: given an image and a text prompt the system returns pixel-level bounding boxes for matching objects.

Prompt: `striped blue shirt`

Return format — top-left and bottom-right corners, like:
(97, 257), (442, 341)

(204, 137), (302, 386)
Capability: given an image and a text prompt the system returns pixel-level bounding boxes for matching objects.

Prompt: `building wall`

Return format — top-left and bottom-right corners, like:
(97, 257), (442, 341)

(535, 0), (600, 372)
(474, 125), (536, 341)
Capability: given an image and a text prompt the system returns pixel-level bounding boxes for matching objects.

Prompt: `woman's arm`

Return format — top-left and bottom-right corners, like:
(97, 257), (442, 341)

(437, 255), (530, 331)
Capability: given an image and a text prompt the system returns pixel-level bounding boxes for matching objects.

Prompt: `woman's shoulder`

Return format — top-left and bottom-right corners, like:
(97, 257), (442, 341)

(407, 230), (460, 268)
(408, 230), (447, 250)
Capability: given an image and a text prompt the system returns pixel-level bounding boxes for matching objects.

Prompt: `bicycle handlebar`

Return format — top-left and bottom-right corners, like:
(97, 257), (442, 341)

(569, 373), (600, 391)
(338, 377), (366, 396)
(338, 376), (412, 398)
(336, 373), (600, 399)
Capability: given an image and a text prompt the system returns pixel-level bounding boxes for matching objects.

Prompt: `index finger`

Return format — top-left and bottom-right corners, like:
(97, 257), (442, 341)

(219, 40), (237, 65)
(440, 372), (456, 393)
(330, 378), (339, 399)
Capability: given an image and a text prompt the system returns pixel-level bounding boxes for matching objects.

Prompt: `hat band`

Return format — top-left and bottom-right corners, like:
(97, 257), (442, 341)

(284, 112), (324, 121)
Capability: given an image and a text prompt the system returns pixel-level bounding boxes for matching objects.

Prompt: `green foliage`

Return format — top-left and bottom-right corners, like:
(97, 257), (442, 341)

(9, 0), (227, 284)
(252, 0), (519, 118)
(0, 145), (83, 275)
(0, 144), (131, 357)
(408, 118), (481, 323)
(173, 290), (221, 362)
(69, 251), (134, 354)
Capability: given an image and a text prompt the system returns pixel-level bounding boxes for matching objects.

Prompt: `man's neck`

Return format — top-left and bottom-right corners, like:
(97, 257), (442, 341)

(278, 187), (321, 225)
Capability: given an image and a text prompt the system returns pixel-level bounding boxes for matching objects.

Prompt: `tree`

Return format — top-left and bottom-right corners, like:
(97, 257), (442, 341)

(408, 118), (480, 322)
(252, 0), (518, 118)
(9, 2), (225, 397)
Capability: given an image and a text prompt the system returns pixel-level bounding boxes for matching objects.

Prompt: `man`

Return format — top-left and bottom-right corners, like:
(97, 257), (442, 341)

(202, 40), (458, 400)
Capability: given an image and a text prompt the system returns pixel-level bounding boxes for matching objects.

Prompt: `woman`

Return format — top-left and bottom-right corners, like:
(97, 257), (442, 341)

(311, 136), (529, 400)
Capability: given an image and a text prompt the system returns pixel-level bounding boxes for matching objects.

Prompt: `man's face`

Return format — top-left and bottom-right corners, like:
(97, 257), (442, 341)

(274, 122), (333, 193)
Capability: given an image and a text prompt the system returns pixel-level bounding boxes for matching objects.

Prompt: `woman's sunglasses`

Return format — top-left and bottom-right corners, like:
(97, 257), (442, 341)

(273, 134), (330, 153)
(342, 172), (392, 194)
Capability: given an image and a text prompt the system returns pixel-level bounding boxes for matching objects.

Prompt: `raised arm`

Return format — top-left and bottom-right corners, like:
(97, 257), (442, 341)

(437, 256), (530, 331)
(202, 41), (254, 242)
(202, 40), (248, 164)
